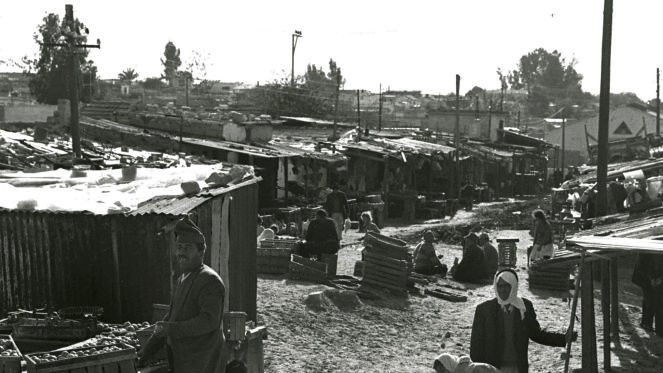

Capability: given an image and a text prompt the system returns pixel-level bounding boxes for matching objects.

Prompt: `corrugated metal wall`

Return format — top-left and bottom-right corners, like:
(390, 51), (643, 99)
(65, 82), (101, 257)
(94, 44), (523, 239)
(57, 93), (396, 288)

(0, 183), (259, 323)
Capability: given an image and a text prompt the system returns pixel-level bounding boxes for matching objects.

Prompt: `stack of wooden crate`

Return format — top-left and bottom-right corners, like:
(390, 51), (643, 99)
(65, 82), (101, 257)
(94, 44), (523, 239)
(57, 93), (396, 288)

(257, 238), (298, 275)
(497, 237), (519, 268)
(528, 266), (570, 292)
(358, 232), (412, 297)
(0, 334), (21, 373)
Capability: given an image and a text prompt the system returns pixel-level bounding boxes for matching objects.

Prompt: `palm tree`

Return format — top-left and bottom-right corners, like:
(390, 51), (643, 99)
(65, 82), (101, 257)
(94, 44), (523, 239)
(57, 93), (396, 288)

(118, 68), (139, 82)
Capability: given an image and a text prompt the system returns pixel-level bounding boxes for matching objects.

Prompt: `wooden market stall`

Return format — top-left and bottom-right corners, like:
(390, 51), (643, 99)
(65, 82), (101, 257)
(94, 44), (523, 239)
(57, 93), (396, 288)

(535, 211), (663, 372)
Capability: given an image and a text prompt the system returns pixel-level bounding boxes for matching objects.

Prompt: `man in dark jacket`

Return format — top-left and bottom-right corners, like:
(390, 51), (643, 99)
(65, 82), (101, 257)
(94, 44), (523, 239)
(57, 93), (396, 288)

(297, 209), (340, 259)
(325, 183), (349, 240)
(471, 269), (572, 373)
(452, 233), (486, 284)
(139, 217), (227, 373)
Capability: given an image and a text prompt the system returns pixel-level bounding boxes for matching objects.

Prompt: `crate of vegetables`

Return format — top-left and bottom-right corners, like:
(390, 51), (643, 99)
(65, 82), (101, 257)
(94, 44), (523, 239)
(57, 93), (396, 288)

(25, 342), (136, 373)
(0, 334), (22, 373)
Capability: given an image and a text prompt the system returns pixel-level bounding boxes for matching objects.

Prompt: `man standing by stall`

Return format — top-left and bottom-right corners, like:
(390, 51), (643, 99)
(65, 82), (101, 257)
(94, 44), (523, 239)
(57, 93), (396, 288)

(139, 217), (227, 373)
(325, 183), (349, 240)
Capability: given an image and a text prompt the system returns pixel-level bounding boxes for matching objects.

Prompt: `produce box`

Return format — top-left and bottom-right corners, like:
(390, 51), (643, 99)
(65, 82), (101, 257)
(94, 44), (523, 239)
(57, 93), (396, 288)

(256, 248), (291, 274)
(12, 316), (97, 342)
(0, 334), (22, 373)
(25, 342), (136, 373)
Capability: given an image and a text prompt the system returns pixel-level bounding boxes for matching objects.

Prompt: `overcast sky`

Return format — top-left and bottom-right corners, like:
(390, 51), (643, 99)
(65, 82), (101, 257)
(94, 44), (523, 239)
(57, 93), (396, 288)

(1, 1), (661, 100)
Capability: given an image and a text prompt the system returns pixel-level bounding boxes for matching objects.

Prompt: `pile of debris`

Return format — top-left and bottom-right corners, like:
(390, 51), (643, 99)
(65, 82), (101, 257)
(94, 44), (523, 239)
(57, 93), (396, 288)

(357, 232), (412, 298)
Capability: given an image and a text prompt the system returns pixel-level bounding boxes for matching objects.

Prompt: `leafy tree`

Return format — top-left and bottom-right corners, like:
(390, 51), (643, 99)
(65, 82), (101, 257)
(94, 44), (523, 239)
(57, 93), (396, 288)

(465, 86), (485, 98)
(506, 48), (585, 116)
(25, 12), (96, 104)
(118, 68), (139, 82)
(161, 41), (181, 86)
(249, 59), (345, 117)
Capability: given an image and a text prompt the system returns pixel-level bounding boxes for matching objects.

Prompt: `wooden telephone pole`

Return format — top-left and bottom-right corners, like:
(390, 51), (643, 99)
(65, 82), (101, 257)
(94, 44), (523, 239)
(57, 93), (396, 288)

(454, 75), (460, 198)
(332, 70), (341, 141)
(40, 4), (100, 159)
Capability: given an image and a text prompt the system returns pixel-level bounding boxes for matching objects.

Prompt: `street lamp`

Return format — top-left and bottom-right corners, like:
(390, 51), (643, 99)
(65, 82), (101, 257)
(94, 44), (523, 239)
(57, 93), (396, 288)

(291, 30), (302, 87)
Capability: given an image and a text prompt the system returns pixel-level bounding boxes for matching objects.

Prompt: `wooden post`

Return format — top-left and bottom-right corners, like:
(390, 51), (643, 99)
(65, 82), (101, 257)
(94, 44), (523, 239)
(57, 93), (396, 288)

(283, 157), (289, 202)
(382, 155), (390, 222)
(657, 67), (660, 136)
(601, 260), (611, 371)
(454, 75), (460, 198)
(332, 72), (341, 140)
(595, 0), (614, 217)
(564, 251), (586, 373)
(610, 259), (619, 340)
(581, 260), (598, 373)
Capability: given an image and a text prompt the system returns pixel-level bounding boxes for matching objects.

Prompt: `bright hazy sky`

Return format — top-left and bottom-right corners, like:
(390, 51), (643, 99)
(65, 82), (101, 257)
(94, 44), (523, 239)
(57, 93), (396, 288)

(1, 1), (661, 100)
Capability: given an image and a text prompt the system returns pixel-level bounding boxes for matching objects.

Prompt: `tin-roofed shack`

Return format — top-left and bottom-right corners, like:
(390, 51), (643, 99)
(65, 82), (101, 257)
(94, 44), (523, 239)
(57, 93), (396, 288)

(341, 136), (456, 220)
(0, 164), (260, 323)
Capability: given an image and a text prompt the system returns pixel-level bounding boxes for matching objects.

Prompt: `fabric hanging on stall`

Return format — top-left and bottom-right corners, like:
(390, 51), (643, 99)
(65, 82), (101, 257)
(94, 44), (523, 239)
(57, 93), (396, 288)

(221, 196), (232, 312)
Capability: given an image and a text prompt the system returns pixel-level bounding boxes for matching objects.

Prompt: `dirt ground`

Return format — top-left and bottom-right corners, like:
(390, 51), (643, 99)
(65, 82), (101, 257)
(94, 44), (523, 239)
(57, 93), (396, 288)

(256, 200), (663, 373)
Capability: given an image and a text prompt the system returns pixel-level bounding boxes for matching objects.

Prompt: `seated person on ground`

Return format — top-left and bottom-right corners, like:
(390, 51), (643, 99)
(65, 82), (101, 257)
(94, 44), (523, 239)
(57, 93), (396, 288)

(295, 210), (340, 259)
(434, 353), (500, 373)
(452, 232), (486, 284)
(256, 225), (276, 244)
(479, 233), (498, 280)
(413, 230), (448, 277)
(360, 211), (381, 234)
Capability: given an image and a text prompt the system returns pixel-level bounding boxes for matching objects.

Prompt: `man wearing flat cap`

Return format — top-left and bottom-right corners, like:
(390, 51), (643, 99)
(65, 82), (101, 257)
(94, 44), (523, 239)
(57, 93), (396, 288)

(139, 217), (227, 373)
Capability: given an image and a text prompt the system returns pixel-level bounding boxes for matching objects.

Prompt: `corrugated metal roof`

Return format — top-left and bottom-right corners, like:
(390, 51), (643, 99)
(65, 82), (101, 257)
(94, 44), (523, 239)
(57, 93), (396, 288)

(181, 137), (291, 158)
(131, 195), (210, 215)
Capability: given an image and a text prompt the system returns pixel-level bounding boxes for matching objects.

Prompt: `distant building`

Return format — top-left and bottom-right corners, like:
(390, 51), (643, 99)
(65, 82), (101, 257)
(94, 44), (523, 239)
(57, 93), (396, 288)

(421, 109), (510, 141)
(544, 104), (660, 166)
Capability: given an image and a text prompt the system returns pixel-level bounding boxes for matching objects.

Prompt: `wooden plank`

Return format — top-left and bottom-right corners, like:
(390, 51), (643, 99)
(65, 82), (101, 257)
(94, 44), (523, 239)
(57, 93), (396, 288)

(0, 213), (11, 313)
(581, 261), (598, 372)
(118, 360), (135, 372)
(363, 272), (406, 289)
(110, 219), (122, 321)
(564, 251), (585, 373)
(601, 261), (611, 371)
(220, 196), (231, 314)
(71, 368), (87, 373)
(363, 262), (408, 280)
(610, 259), (619, 341)
(210, 198), (222, 277)
(291, 255), (327, 272)
(362, 250), (409, 269)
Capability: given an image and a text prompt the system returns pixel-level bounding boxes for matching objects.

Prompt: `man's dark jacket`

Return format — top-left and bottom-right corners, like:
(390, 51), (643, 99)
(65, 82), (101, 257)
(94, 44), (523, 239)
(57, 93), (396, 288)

(470, 298), (566, 373)
(143, 264), (226, 373)
(306, 217), (340, 243)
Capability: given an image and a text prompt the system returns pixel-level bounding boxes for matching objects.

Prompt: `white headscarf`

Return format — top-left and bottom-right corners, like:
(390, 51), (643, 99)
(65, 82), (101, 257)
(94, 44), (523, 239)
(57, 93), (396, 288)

(434, 353), (458, 372)
(494, 270), (526, 320)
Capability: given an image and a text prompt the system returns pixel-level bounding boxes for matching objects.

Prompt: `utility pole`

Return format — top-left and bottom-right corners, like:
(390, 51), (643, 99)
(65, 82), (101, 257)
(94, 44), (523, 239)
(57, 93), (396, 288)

(291, 30), (302, 87)
(595, 0), (613, 220)
(562, 117), (566, 174)
(455, 74), (460, 198)
(488, 98), (493, 141)
(378, 83), (383, 132)
(40, 4), (100, 159)
(356, 89), (361, 140)
(657, 67), (660, 136)
(332, 70), (341, 140)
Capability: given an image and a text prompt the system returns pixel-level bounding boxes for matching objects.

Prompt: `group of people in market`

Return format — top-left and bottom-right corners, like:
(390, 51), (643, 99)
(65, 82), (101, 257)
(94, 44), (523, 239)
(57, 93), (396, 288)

(412, 227), (499, 284)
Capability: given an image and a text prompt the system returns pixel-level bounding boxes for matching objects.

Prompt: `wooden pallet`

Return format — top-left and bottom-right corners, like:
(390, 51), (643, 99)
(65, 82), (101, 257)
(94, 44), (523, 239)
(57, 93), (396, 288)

(25, 342), (136, 373)
(0, 334), (21, 373)
(528, 268), (570, 292)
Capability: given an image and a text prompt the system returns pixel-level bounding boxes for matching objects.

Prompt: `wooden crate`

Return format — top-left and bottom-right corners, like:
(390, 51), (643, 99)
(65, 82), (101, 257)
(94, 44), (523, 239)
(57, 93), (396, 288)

(528, 268), (570, 292)
(0, 334), (22, 373)
(135, 326), (165, 361)
(25, 342), (136, 373)
(12, 317), (97, 342)
(256, 248), (291, 274)
(497, 238), (519, 268)
(259, 238), (298, 249)
(288, 262), (327, 284)
(320, 254), (338, 278)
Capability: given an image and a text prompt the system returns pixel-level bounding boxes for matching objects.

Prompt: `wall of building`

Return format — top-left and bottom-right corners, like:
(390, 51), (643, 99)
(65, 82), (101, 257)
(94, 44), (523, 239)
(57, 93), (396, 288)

(421, 111), (509, 140)
(0, 103), (56, 123)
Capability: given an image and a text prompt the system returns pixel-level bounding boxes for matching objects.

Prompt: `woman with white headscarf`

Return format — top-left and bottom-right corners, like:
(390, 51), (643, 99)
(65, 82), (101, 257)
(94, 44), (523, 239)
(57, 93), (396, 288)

(433, 353), (501, 372)
(469, 269), (575, 373)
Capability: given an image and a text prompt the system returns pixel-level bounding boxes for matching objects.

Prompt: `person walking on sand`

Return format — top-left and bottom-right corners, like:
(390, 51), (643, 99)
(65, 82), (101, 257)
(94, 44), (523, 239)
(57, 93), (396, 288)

(470, 269), (575, 373)
(325, 182), (349, 240)
(632, 253), (663, 336)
